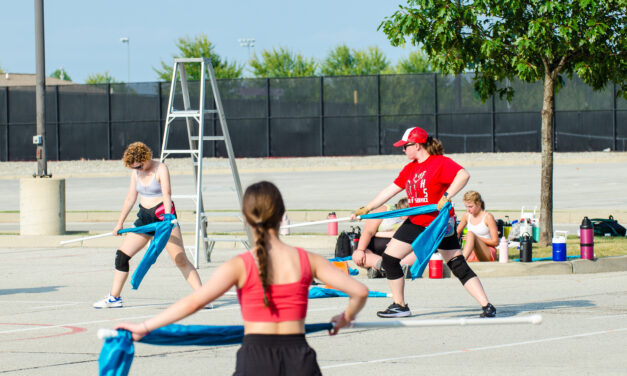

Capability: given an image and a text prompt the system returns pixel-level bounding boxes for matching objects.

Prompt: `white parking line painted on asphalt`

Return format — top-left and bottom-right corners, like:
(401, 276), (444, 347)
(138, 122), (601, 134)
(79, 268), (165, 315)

(320, 327), (627, 370)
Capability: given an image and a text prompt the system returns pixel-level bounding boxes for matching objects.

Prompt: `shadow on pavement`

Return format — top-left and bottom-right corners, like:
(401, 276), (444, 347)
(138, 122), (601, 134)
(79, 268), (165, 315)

(0, 285), (64, 295)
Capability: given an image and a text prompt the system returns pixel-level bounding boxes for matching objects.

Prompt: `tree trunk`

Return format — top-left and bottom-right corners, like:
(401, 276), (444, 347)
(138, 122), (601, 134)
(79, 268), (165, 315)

(539, 74), (554, 246)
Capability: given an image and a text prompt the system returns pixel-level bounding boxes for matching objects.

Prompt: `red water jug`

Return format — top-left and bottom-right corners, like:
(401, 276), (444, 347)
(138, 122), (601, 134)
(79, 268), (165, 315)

(428, 252), (443, 279)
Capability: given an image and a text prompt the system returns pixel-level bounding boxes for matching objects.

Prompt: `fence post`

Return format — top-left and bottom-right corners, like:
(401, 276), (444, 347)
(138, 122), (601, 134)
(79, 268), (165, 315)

(55, 85), (60, 160)
(376, 74), (381, 155)
(106, 83), (112, 159)
(613, 82), (617, 151)
(266, 78), (271, 157)
(320, 76), (325, 156)
(491, 93), (496, 152)
(433, 73), (439, 138)
(157, 82), (163, 156)
(4, 87), (9, 161)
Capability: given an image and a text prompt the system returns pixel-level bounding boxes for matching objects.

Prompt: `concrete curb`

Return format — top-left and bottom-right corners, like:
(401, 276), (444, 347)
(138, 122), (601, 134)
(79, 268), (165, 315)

(3, 209), (627, 224)
(350, 255), (627, 279)
(4, 232), (626, 278)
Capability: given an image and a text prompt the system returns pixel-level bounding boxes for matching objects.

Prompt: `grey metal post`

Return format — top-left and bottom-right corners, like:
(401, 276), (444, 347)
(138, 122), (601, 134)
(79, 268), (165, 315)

(4, 87), (9, 161)
(106, 83), (111, 159)
(319, 76), (324, 156)
(157, 82), (163, 152)
(491, 94), (496, 152)
(34, 0), (48, 176)
(55, 85), (60, 160)
(266, 78), (271, 157)
(433, 74), (439, 138)
(613, 82), (617, 151)
(376, 74), (381, 155)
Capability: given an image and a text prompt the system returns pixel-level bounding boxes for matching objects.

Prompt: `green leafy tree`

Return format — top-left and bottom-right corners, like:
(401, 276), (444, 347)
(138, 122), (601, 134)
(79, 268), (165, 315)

(249, 47), (317, 77)
(154, 34), (243, 81)
(85, 71), (117, 84)
(321, 44), (390, 75)
(49, 67), (72, 81)
(0, 62), (4, 74)
(380, 0), (627, 245)
(395, 50), (432, 73)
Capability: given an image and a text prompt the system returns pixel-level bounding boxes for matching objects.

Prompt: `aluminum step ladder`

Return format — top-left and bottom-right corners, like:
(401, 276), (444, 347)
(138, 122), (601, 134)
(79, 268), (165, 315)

(160, 57), (251, 267)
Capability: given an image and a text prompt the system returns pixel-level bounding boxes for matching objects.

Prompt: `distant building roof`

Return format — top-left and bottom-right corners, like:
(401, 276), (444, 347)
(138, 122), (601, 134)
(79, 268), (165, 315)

(0, 73), (76, 87)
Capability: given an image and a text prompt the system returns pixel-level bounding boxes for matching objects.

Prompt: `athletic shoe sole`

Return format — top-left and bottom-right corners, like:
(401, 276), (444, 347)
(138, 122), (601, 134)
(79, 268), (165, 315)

(376, 310), (411, 318)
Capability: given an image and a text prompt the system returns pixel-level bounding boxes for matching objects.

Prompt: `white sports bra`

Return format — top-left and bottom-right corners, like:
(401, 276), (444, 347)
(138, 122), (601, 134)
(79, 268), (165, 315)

(136, 170), (162, 198)
(466, 212), (490, 239)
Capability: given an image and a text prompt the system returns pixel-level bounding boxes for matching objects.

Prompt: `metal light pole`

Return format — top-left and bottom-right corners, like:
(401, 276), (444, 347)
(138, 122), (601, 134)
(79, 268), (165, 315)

(120, 37), (130, 83)
(238, 38), (255, 58)
(34, 0), (48, 177)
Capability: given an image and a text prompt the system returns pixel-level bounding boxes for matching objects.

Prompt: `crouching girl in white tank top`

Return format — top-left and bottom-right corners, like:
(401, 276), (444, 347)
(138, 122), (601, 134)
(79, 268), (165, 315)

(456, 191), (498, 262)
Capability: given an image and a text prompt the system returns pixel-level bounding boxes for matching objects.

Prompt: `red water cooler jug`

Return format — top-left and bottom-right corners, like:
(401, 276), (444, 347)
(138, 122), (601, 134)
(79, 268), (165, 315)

(429, 252), (443, 279)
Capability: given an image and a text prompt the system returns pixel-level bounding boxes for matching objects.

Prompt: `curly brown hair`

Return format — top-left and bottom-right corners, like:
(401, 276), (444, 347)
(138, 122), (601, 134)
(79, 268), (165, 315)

(122, 142), (153, 167)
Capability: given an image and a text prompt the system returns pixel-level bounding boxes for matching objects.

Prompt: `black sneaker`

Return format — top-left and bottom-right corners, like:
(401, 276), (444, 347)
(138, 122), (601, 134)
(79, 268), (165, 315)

(480, 303), (496, 318)
(377, 303), (411, 318)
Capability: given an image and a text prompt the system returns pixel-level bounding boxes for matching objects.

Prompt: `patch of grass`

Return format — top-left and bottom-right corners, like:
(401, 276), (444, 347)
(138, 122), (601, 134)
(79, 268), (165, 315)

(508, 235), (627, 260)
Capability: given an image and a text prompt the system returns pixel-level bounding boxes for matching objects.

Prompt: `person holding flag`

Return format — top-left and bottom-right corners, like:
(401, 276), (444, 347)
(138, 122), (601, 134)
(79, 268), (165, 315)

(115, 181), (368, 375)
(93, 142), (202, 308)
(352, 127), (495, 318)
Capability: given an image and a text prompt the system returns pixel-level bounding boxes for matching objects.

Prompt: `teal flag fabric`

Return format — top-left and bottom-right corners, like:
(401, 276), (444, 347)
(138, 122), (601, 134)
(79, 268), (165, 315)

(117, 213), (176, 289)
(99, 323), (333, 376)
(408, 202), (451, 279)
(308, 286), (388, 299)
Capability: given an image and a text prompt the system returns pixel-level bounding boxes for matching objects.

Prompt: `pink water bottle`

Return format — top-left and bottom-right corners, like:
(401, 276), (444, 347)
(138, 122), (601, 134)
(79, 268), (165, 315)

(498, 236), (509, 263)
(580, 216), (594, 260)
(428, 252), (443, 279)
(328, 212), (338, 236)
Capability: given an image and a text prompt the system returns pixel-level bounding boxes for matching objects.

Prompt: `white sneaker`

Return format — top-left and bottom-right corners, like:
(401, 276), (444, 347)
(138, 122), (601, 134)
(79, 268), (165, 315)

(93, 294), (123, 308)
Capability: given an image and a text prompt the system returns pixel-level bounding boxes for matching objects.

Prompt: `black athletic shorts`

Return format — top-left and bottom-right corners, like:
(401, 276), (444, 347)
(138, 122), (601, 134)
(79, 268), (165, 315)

(133, 202), (177, 236)
(367, 237), (392, 256)
(393, 218), (460, 250)
(233, 334), (321, 376)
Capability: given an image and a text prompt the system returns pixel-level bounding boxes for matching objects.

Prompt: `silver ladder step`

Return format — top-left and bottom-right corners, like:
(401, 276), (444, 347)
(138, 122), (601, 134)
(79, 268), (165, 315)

(205, 236), (250, 247)
(161, 149), (200, 155)
(190, 136), (225, 141)
(168, 109), (218, 118)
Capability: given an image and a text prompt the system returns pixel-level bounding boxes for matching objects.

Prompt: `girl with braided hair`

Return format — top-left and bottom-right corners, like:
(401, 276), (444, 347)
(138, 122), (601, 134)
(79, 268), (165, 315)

(116, 181), (368, 375)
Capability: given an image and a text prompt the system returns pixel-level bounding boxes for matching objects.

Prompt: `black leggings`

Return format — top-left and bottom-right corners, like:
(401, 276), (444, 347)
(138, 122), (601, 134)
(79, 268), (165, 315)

(233, 334), (321, 376)
(367, 236), (392, 256)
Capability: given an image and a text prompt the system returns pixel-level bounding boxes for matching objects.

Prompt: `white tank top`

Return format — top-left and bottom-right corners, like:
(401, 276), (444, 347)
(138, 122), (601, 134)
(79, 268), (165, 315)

(467, 212), (490, 239)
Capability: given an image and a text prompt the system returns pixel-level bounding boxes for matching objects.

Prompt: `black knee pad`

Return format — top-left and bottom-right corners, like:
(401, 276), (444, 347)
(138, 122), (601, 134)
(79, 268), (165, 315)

(381, 253), (404, 280)
(115, 250), (130, 272)
(447, 255), (476, 285)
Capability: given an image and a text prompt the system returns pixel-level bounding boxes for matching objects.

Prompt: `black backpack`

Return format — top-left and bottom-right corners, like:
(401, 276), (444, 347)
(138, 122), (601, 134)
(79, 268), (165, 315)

(334, 226), (361, 258)
(591, 216), (627, 237)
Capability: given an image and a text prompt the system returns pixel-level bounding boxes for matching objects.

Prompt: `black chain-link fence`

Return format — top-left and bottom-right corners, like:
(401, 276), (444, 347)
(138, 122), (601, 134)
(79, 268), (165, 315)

(1, 73), (625, 161)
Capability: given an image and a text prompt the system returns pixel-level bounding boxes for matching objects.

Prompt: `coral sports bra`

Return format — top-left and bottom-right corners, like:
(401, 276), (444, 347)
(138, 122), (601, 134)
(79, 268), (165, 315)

(237, 248), (312, 322)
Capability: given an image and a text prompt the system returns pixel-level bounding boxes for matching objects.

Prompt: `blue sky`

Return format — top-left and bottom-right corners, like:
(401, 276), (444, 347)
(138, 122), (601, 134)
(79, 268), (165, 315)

(0, 0), (417, 83)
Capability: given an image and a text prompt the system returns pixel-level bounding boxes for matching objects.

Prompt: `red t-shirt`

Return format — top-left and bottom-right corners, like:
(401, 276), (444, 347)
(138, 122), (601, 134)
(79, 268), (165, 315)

(393, 155), (462, 227)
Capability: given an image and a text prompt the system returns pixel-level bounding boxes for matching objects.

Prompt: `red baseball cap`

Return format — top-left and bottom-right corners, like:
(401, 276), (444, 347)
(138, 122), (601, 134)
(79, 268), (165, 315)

(393, 127), (429, 147)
